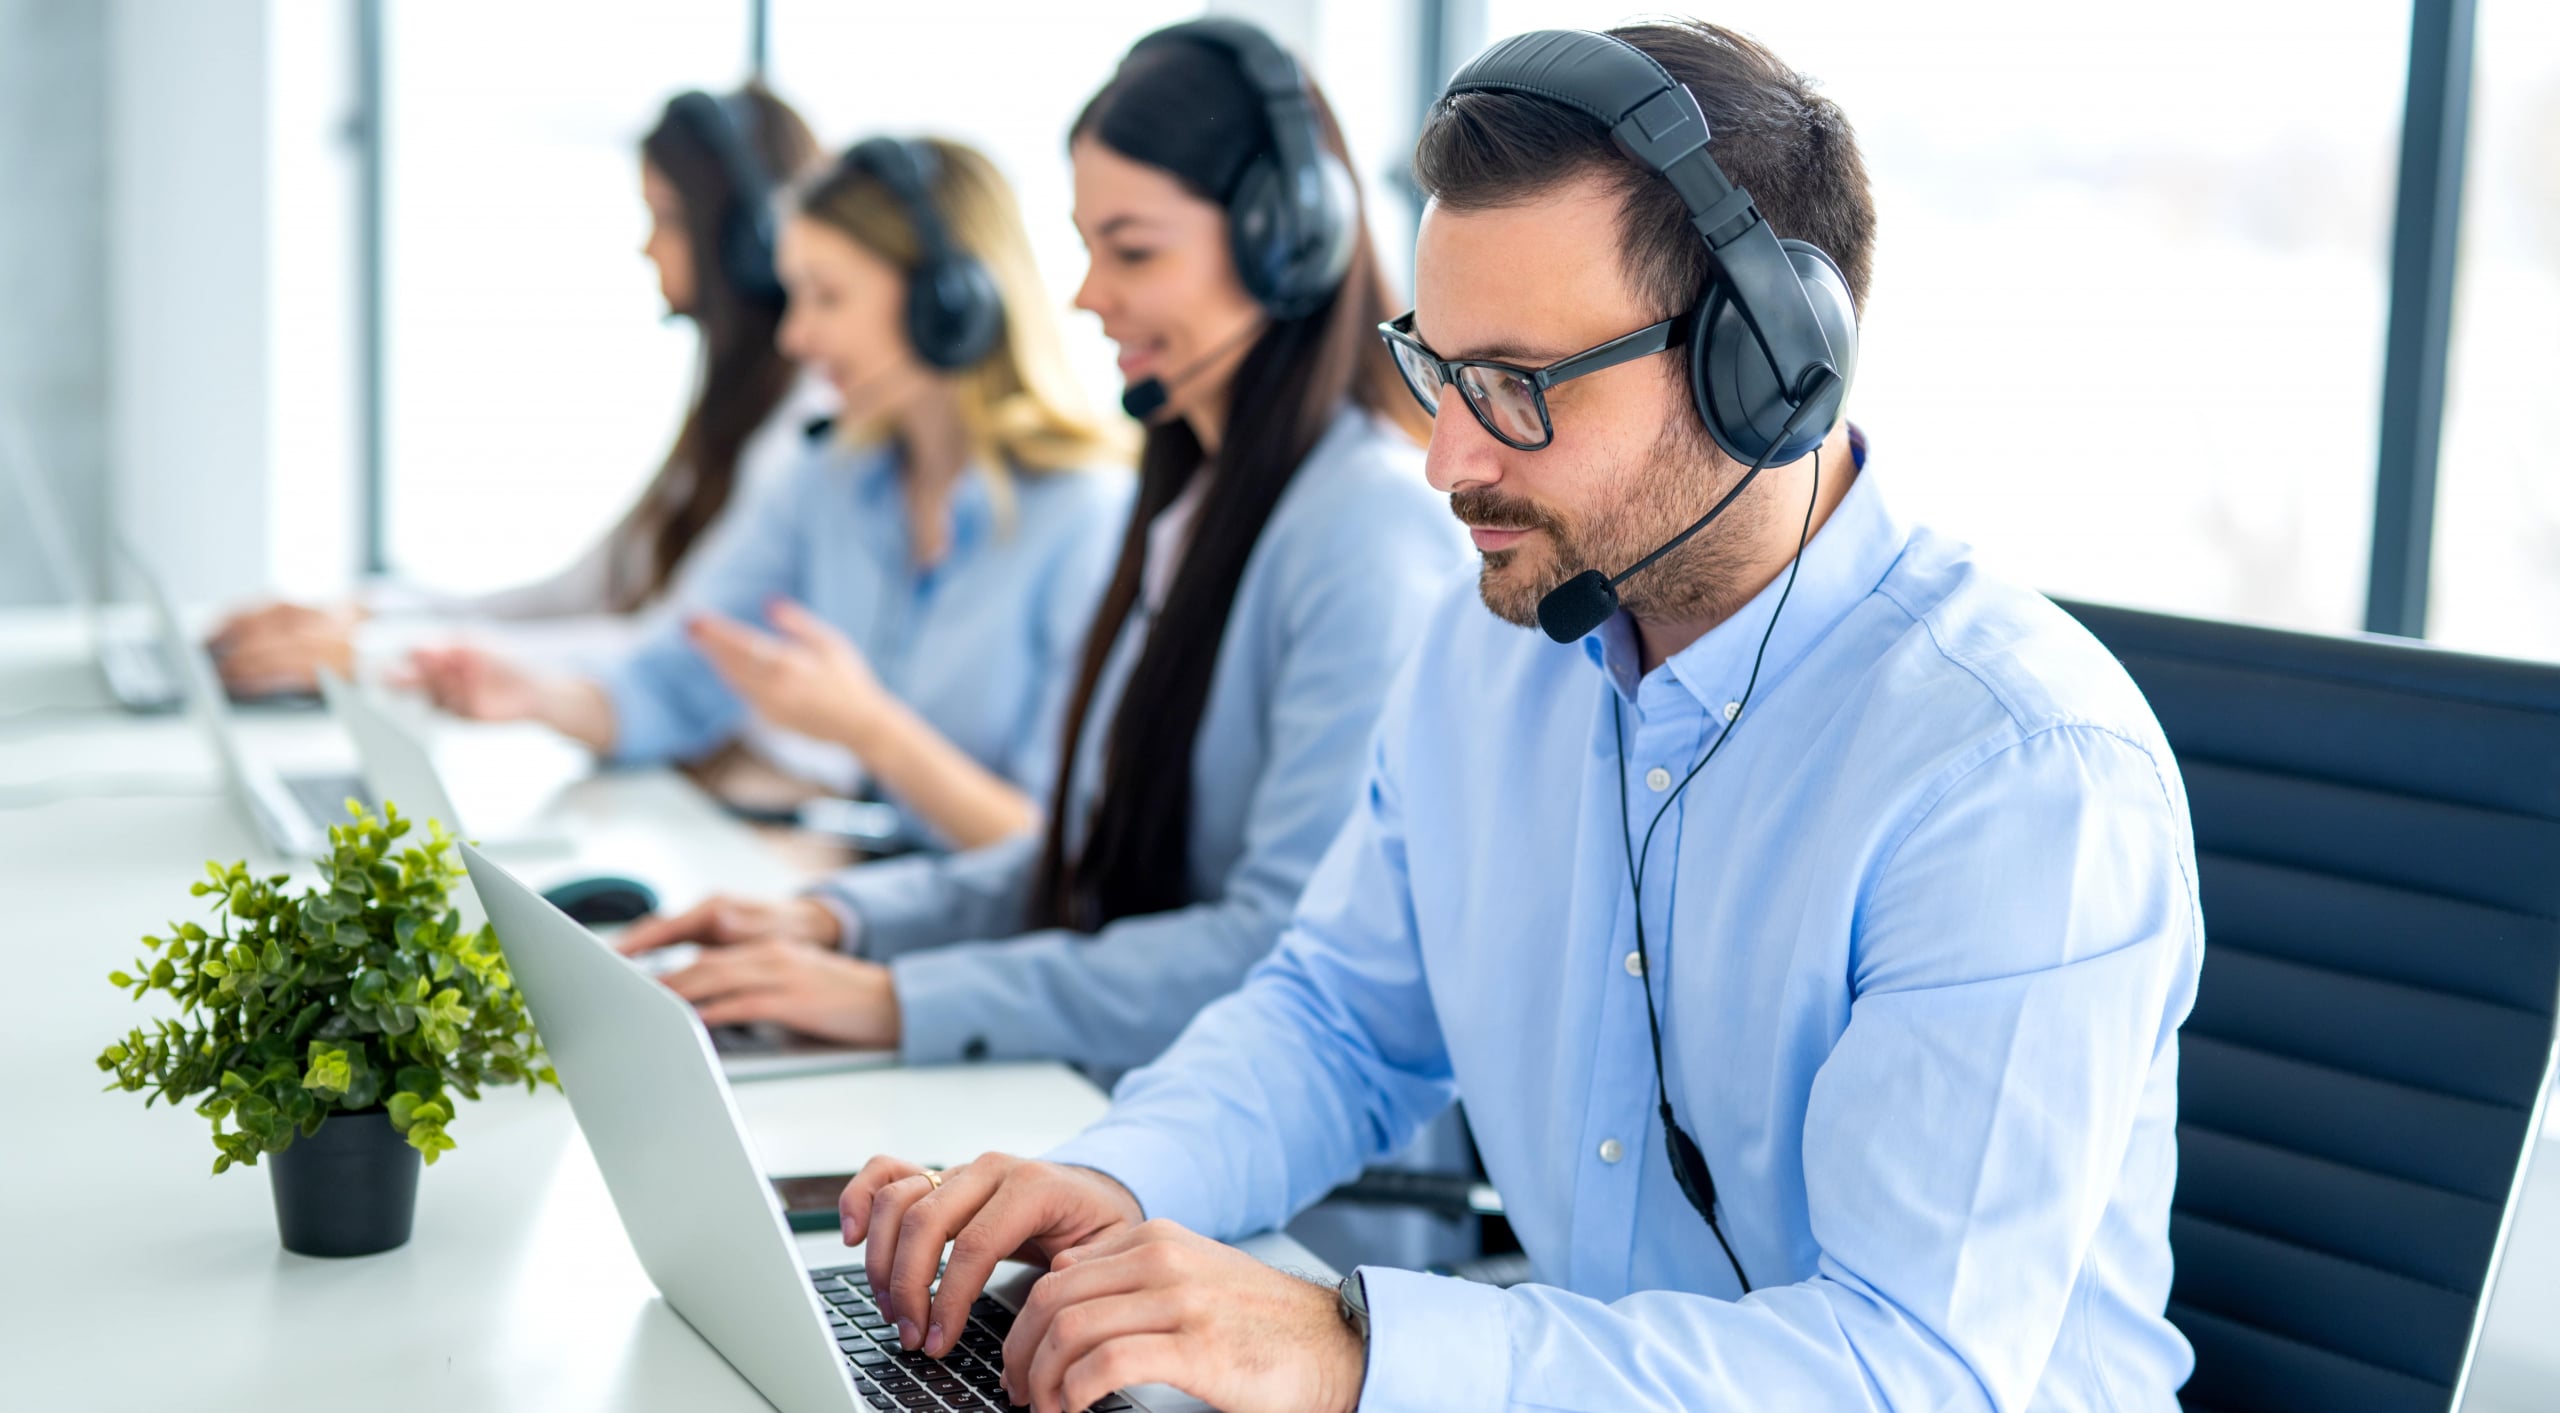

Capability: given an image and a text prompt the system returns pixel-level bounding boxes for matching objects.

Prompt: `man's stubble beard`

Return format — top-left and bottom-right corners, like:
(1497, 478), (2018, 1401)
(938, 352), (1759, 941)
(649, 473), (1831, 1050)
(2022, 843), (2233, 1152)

(1468, 411), (1769, 632)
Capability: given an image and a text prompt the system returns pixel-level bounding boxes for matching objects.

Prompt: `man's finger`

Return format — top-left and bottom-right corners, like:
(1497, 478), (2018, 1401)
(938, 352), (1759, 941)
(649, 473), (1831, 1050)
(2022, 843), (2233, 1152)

(1017, 1289), (1181, 1413)
(840, 1154), (929, 1244)
(1055, 1332), (1188, 1413)
(887, 1159), (1011, 1348)
(862, 1172), (942, 1315)
(1001, 1243), (1166, 1398)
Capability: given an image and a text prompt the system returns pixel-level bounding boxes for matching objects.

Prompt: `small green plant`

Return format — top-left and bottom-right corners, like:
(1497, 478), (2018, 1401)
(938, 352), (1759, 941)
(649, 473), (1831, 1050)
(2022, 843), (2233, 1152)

(97, 802), (555, 1173)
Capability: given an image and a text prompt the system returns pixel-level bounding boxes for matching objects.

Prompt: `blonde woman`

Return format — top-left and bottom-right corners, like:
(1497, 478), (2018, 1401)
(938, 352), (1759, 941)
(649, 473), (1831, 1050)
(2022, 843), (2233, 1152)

(412, 137), (1131, 853)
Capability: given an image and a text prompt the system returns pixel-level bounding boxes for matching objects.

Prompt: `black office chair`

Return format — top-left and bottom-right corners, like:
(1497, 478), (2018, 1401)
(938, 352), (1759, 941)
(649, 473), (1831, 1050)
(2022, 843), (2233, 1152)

(2059, 599), (2560, 1413)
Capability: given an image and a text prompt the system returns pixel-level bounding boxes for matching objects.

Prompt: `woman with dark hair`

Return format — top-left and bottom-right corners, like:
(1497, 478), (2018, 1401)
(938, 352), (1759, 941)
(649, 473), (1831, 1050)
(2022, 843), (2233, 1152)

(617, 20), (1463, 1077)
(210, 85), (832, 690)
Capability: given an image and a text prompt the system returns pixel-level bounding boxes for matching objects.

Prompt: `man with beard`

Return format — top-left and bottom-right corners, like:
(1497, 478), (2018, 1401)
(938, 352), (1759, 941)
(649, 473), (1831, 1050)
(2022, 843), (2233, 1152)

(831, 21), (2203, 1413)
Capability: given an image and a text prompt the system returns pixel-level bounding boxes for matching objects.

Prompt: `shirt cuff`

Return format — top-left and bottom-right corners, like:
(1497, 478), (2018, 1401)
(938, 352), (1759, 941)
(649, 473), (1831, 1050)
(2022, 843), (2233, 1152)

(1037, 1120), (1224, 1235)
(887, 945), (1007, 1067)
(1354, 1265), (1513, 1412)
(806, 887), (866, 957)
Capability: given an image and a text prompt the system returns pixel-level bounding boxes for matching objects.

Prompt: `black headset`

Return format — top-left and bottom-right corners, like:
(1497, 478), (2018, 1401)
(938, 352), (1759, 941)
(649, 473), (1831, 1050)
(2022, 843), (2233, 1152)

(839, 137), (1006, 372)
(664, 90), (784, 310)
(1127, 18), (1357, 321)
(1445, 30), (1858, 466)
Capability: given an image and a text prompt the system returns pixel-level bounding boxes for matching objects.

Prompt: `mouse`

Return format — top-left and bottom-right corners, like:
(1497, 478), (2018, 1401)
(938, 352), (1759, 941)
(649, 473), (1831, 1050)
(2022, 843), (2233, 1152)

(540, 875), (660, 927)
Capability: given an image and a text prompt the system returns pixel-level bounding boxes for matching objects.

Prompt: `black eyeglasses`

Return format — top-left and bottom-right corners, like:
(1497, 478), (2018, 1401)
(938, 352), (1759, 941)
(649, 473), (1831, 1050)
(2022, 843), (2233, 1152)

(1378, 309), (1693, 451)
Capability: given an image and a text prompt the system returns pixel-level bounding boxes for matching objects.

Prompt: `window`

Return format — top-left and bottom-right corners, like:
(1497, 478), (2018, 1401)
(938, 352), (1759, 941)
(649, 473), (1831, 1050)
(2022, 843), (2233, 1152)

(2429, 0), (2560, 661)
(380, 1), (751, 594)
(1475, 1), (2409, 634)
(760, 0), (1201, 419)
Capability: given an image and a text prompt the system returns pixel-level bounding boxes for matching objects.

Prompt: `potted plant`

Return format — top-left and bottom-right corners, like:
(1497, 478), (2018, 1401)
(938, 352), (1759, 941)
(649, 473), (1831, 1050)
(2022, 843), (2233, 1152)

(96, 802), (555, 1257)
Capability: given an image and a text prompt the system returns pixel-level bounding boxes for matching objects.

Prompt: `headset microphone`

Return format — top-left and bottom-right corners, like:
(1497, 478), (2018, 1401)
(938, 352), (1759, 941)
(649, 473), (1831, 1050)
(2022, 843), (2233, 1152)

(1535, 366), (1839, 644)
(1119, 318), (1267, 422)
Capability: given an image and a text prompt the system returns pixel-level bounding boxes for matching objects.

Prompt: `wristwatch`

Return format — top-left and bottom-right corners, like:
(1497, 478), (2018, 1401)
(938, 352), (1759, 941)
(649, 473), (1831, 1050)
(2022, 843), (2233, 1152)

(1336, 1266), (1372, 1347)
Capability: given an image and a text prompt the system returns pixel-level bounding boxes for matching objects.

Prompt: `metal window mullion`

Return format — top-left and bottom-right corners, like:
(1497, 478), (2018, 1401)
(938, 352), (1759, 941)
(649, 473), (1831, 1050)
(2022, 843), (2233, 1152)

(355, 0), (388, 577)
(2364, 0), (2479, 638)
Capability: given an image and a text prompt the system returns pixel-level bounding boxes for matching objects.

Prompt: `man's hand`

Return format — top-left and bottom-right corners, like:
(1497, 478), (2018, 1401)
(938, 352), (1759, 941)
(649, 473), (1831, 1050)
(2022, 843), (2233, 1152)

(839, 1154), (1142, 1356)
(687, 599), (888, 749)
(1005, 1221), (1365, 1413)
(655, 941), (898, 1047)
(614, 893), (840, 958)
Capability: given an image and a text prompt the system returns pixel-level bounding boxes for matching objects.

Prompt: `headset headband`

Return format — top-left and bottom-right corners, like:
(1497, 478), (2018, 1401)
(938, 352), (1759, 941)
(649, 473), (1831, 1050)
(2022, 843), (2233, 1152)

(1446, 30), (1837, 401)
(844, 138), (961, 269)
(664, 89), (782, 306)
(668, 91), (774, 225)
(1132, 19), (1320, 202)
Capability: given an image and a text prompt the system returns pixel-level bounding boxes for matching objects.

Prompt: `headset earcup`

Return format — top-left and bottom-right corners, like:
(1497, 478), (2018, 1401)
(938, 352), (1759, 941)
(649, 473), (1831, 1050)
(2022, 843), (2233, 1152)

(907, 254), (1005, 371)
(1227, 153), (1355, 321)
(1226, 157), (1292, 315)
(1689, 241), (1858, 465)
(723, 212), (783, 309)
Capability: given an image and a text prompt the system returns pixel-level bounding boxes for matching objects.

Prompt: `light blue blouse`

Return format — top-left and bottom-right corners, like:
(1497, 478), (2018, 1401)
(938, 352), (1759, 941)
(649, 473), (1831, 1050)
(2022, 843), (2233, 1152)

(813, 406), (1469, 1073)
(597, 436), (1130, 846)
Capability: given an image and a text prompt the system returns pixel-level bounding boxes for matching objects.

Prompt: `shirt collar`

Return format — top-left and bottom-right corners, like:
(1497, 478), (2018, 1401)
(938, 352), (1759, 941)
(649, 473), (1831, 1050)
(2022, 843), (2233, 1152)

(1584, 424), (1902, 714)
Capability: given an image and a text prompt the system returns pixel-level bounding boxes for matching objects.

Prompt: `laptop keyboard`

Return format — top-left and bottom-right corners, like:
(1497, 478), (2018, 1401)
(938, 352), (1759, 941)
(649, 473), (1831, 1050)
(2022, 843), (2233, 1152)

(285, 773), (372, 831)
(808, 1264), (1137, 1412)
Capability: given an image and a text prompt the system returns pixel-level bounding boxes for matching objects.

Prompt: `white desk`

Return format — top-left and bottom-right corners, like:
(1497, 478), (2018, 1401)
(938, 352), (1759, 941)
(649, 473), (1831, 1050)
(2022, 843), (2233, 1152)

(6, 608), (2554, 1409)
(0, 610), (1319, 1410)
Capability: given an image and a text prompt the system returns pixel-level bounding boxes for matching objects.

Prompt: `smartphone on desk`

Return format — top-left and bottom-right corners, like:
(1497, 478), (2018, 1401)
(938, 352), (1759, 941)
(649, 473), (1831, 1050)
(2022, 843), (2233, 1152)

(773, 1172), (890, 1233)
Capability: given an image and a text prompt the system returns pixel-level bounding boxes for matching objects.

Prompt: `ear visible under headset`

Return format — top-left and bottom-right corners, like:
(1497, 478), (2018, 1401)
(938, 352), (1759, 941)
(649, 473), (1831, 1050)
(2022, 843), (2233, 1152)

(1689, 239), (1858, 466)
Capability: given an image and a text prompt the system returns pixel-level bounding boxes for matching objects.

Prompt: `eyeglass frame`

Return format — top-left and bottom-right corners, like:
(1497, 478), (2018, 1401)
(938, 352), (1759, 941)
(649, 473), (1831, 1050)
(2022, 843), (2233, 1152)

(1377, 308), (1696, 451)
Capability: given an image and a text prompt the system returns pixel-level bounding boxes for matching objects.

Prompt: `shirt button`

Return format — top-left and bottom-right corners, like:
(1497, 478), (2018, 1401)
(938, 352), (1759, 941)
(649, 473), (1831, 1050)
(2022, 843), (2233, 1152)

(1598, 1138), (1625, 1164)
(1644, 766), (1671, 792)
(1623, 950), (1645, 977)
(1724, 701), (1742, 721)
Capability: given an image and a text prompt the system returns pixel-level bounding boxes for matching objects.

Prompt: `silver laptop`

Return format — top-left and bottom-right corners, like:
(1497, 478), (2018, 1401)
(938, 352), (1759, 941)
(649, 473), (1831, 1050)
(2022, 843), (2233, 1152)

(331, 669), (882, 1081)
(122, 538), (365, 858)
(1, 411), (310, 712)
(315, 666), (574, 858)
(460, 844), (1213, 1413)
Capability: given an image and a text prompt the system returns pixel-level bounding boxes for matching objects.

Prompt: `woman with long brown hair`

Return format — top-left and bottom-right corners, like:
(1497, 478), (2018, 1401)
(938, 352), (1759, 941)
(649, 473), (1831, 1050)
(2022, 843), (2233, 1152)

(619, 19), (1463, 1077)
(409, 135), (1132, 853)
(210, 86), (830, 688)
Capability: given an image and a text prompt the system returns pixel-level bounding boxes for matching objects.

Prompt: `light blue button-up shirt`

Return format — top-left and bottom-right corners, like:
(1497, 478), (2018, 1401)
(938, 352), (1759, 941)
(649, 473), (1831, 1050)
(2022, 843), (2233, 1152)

(1047, 441), (2204, 1410)
(812, 407), (1469, 1075)
(597, 438), (1130, 845)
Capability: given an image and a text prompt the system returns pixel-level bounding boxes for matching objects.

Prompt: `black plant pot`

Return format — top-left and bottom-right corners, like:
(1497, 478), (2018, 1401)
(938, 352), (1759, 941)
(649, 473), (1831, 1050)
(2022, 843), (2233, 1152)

(267, 1108), (421, 1257)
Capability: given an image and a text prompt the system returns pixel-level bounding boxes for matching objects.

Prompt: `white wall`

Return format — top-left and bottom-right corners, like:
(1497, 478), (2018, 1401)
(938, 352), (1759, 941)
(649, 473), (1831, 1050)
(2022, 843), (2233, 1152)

(104, 0), (360, 608)
(109, 0), (271, 604)
(0, 1), (110, 606)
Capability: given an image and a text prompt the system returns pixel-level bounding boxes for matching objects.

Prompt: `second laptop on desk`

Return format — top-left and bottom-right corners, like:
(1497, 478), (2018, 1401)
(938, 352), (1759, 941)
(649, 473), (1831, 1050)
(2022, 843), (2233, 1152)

(313, 668), (888, 1082)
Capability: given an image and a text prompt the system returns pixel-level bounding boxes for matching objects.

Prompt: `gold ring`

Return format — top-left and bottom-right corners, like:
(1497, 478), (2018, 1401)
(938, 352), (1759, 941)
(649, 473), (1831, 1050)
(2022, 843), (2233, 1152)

(923, 1168), (944, 1191)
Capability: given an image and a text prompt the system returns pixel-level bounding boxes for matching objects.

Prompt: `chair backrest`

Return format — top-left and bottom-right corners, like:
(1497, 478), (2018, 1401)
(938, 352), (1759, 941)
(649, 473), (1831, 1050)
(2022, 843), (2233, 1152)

(2057, 600), (2560, 1413)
